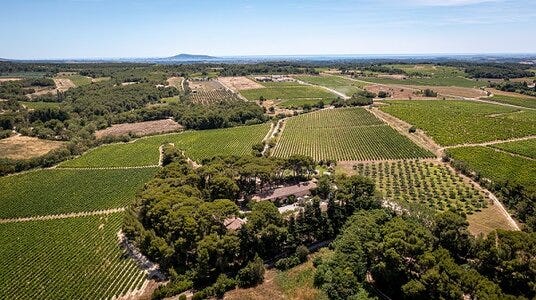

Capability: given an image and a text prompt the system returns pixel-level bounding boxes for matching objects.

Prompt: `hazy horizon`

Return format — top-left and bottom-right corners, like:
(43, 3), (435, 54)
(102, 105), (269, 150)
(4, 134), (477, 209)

(1, 0), (535, 59)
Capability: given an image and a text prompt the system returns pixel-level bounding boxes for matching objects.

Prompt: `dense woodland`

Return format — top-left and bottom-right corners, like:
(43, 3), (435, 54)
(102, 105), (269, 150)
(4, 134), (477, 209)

(124, 151), (535, 299)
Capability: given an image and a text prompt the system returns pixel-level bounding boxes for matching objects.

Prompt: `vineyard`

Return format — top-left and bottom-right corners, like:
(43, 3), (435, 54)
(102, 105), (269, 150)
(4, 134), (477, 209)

(0, 213), (147, 299)
(295, 74), (365, 96)
(190, 88), (243, 105)
(61, 124), (271, 167)
(239, 81), (338, 105)
(487, 94), (536, 109)
(490, 138), (536, 159)
(380, 100), (536, 146)
(0, 168), (157, 218)
(353, 160), (489, 214)
(271, 108), (433, 161)
(446, 146), (536, 193)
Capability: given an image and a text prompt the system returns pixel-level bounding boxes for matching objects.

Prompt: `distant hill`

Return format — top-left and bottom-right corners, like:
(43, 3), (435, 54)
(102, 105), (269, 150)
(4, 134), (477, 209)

(164, 53), (217, 61)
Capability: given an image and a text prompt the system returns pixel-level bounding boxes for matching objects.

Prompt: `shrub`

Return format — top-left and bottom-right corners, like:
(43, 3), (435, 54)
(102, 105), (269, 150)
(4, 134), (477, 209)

(296, 245), (309, 263)
(408, 126), (417, 133)
(237, 255), (265, 288)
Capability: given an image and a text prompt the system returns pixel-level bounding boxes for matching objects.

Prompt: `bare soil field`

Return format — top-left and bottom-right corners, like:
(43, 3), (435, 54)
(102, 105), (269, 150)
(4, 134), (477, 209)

(188, 79), (226, 92)
(0, 78), (22, 82)
(467, 204), (520, 236)
(26, 86), (57, 99)
(218, 76), (264, 91)
(411, 85), (487, 99)
(95, 119), (183, 139)
(53, 78), (75, 92)
(0, 135), (65, 160)
(365, 84), (420, 99)
(166, 76), (184, 90)
(377, 74), (407, 80)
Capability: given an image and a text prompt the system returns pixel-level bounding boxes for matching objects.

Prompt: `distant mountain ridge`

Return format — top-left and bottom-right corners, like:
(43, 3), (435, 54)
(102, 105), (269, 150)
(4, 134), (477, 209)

(164, 53), (217, 61)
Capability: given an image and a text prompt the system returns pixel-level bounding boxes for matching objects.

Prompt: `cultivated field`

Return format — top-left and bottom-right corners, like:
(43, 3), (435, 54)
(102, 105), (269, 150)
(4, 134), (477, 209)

(294, 74), (365, 96)
(218, 76), (264, 91)
(61, 124), (270, 167)
(166, 76), (184, 90)
(353, 160), (489, 214)
(94, 119), (183, 139)
(490, 138), (536, 159)
(380, 100), (536, 146)
(0, 168), (157, 218)
(240, 81), (338, 107)
(188, 79), (242, 104)
(0, 135), (65, 160)
(272, 108), (433, 161)
(447, 146), (536, 192)
(486, 94), (536, 109)
(0, 213), (147, 299)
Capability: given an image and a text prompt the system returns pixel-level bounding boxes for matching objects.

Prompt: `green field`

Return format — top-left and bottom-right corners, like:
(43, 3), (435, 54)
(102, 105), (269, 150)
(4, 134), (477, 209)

(447, 146), (536, 192)
(294, 74), (365, 96)
(60, 124), (270, 167)
(19, 101), (61, 109)
(381, 100), (536, 146)
(358, 65), (478, 88)
(161, 96), (181, 104)
(0, 168), (157, 218)
(240, 81), (338, 104)
(0, 213), (146, 299)
(354, 160), (488, 214)
(488, 94), (536, 109)
(490, 139), (536, 159)
(272, 108), (433, 161)
(64, 74), (93, 86)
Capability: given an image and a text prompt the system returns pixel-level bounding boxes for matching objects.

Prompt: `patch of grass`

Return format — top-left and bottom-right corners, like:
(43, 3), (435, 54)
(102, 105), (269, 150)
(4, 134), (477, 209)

(60, 124), (270, 167)
(489, 139), (536, 159)
(0, 213), (146, 299)
(447, 146), (536, 193)
(272, 108), (433, 161)
(161, 96), (181, 104)
(65, 74), (93, 86)
(0, 168), (157, 218)
(359, 67), (478, 88)
(380, 100), (536, 146)
(488, 94), (536, 109)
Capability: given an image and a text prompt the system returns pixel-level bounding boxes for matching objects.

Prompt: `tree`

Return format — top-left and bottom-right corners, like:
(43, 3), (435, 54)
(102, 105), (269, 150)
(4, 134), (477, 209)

(433, 211), (471, 259)
(236, 255), (265, 287)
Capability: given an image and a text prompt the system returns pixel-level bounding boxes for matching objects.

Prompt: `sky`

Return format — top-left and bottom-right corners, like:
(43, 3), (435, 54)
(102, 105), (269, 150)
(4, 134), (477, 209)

(0, 0), (535, 59)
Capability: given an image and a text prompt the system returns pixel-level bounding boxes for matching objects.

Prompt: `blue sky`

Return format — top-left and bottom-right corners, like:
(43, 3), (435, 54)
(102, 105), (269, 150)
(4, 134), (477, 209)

(1, 0), (535, 59)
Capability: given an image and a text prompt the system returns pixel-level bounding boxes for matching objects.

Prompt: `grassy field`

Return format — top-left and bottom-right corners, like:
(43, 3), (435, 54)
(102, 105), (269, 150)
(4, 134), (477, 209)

(380, 100), (536, 146)
(489, 138), (536, 159)
(240, 81), (338, 104)
(64, 74), (93, 86)
(60, 124), (270, 167)
(295, 74), (365, 96)
(0, 213), (146, 299)
(272, 108), (433, 161)
(354, 160), (488, 214)
(0, 168), (157, 218)
(447, 146), (536, 192)
(359, 76), (479, 88)
(19, 101), (61, 109)
(225, 248), (330, 300)
(488, 94), (536, 109)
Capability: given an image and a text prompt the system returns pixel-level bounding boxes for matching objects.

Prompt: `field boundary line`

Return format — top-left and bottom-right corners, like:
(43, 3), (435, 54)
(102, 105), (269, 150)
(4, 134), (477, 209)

(55, 165), (160, 170)
(472, 97), (536, 110)
(484, 146), (535, 161)
(0, 207), (126, 224)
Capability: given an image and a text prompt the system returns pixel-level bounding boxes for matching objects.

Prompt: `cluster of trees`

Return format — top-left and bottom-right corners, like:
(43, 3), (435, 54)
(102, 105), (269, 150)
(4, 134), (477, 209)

(0, 77), (55, 101)
(331, 91), (375, 107)
(123, 152), (381, 299)
(462, 63), (534, 79)
(489, 80), (536, 97)
(315, 208), (536, 299)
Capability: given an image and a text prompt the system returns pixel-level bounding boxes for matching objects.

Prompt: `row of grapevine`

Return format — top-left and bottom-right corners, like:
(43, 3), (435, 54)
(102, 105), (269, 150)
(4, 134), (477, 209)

(190, 88), (242, 105)
(354, 160), (489, 214)
(0, 213), (146, 299)
(272, 108), (433, 161)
